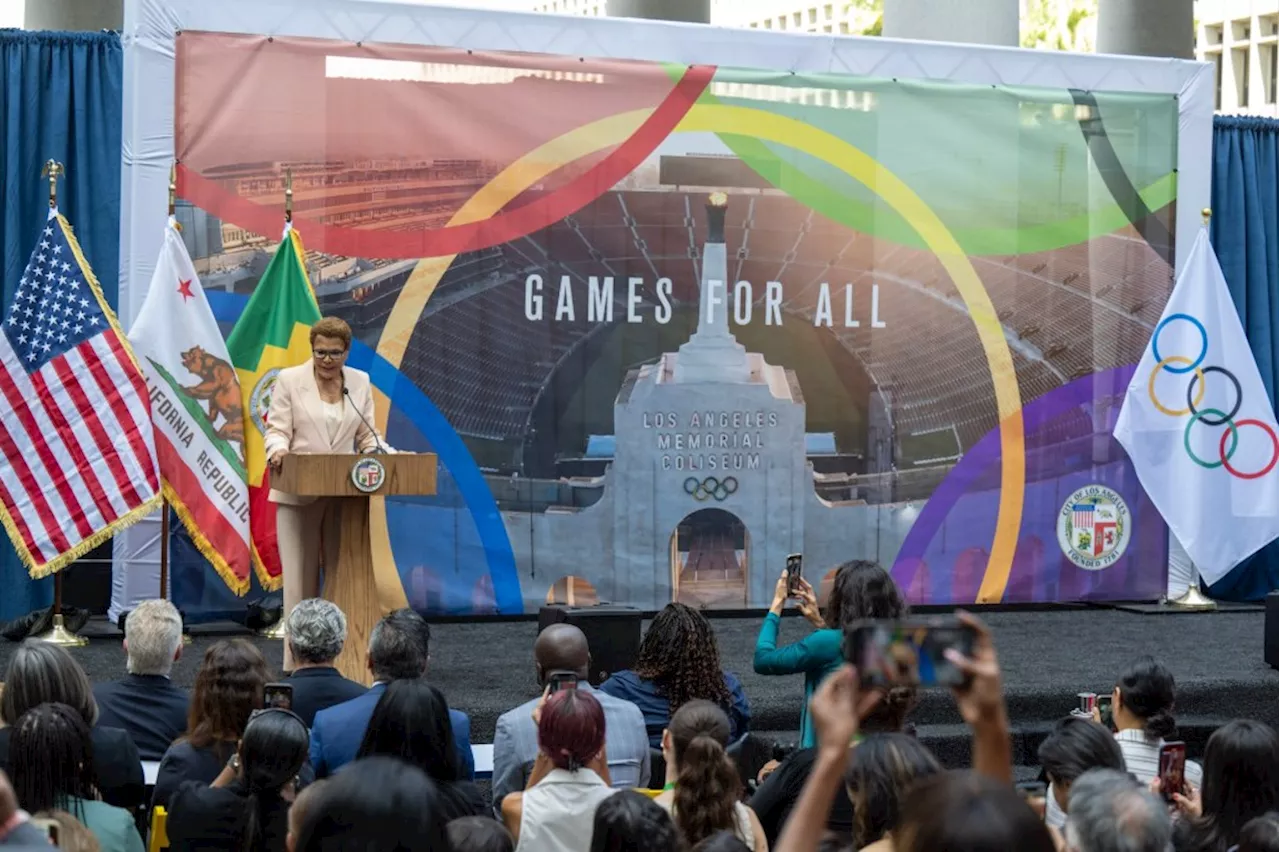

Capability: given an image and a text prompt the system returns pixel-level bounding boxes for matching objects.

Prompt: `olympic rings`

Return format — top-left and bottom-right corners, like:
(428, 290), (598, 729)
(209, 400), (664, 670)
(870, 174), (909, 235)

(1149, 312), (1279, 479)
(1183, 409), (1237, 469)
(1186, 366), (1242, 426)
(1220, 420), (1280, 480)
(684, 476), (739, 502)
(1152, 313), (1207, 374)
(1148, 355), (1205, 416)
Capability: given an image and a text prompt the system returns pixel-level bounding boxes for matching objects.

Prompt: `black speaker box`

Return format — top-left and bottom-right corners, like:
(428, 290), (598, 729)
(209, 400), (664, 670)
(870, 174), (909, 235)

(1265, 591), (1278, 670)
(538, 604), (642, 686)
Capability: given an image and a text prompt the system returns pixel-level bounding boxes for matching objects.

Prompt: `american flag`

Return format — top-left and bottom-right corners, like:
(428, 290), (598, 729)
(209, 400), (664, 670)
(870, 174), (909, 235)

(0, 211), (160, 578)
(1072, 504), (1095, 530)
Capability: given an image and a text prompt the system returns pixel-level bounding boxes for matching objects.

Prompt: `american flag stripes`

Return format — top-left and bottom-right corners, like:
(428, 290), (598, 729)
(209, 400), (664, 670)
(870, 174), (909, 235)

(0, 210), (161, 578)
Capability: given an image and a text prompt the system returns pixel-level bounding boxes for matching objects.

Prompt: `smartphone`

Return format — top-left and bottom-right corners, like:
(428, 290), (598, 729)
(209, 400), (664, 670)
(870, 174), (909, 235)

(547, 671), (579, 693)
(843, 618), (978, 688)
(786, 553), (803, 595)
(1158, 741), (1187, 802)
(263, 682), (294, 711)
(1097, 694), (1114, 729)
(29, 818), (58, 845)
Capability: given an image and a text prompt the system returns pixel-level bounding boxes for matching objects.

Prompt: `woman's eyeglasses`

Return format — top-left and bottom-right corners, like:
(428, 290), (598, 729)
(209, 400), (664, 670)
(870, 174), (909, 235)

(313, 349), (346, 361)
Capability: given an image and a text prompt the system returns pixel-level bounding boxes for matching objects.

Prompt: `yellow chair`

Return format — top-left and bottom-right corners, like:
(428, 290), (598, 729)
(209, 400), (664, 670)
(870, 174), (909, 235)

(633, 787), (663, 799)
(147, 807), (168, 852)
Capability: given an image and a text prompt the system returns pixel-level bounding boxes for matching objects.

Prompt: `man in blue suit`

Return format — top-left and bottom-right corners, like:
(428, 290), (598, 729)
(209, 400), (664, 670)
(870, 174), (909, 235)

(310, 608), (474, 780)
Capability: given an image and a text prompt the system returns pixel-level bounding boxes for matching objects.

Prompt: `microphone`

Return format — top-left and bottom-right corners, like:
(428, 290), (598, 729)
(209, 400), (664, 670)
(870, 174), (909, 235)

(343, 387), (387, 455)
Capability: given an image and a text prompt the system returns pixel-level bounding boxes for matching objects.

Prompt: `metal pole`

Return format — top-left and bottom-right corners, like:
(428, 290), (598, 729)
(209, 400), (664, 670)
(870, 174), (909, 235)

(35, 572), (88, 647)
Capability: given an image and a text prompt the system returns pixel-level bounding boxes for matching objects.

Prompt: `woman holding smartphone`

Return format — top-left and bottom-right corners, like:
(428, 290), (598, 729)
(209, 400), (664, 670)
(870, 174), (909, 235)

(752, 559), (907, 748)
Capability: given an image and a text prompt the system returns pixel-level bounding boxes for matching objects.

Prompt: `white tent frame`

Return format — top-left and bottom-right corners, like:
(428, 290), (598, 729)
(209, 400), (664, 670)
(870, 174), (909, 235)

(112, 0), (1213, 616)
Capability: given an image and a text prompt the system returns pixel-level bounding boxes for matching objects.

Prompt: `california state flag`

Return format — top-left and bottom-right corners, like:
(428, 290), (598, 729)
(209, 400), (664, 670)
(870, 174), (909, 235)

(128, 219), (252, 594)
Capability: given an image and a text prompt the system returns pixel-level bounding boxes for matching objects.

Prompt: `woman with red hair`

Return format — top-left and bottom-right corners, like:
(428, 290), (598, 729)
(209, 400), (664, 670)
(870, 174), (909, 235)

(501, 688), (616, 851)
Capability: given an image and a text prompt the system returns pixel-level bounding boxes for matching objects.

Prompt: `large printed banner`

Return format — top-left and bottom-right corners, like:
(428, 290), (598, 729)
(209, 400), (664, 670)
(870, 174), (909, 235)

(170, 32), (1178, 614)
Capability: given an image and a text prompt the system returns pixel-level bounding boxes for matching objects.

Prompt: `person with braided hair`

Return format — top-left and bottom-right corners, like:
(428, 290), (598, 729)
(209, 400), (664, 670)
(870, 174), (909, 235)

(166, 708), (310, 852)
(754, 560), (907, 749)
(654, 700), (766, 852)
(600, 603), (750, 749)
(8, 703), (143, 852)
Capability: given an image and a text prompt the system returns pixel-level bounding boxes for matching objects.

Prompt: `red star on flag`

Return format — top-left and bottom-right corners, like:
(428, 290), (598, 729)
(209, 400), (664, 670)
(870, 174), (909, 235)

(177, 278), (194, 302)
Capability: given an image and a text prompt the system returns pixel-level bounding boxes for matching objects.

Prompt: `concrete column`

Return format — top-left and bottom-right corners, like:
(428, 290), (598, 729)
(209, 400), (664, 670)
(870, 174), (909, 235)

(606, 0), (709, 24)
(882, 0), (1019, 46)
(1096, 0), (1193, 59)
(24, 0), (122, 30)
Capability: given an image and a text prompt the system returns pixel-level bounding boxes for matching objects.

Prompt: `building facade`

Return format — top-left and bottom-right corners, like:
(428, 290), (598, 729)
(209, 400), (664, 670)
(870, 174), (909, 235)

(1195, 0), (1278, 116)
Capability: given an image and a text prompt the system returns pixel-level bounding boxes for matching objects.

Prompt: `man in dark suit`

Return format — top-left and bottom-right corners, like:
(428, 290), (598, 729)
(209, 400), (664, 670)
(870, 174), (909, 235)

(310, 608), (474, 780)
(284, 599), (367, 726)
(92, 599), (189, 762)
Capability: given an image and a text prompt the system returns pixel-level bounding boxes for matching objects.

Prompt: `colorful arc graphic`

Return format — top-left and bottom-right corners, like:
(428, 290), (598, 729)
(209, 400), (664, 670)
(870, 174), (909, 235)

(375, 102), (1027, 604)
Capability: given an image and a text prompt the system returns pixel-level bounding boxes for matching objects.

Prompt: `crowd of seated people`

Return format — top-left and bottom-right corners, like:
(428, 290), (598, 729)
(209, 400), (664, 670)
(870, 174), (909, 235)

(0, 562), (1276, 852)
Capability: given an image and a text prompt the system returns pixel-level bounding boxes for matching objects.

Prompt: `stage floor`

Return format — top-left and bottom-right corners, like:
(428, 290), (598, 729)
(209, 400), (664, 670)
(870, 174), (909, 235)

(4, 606), (1274, 772)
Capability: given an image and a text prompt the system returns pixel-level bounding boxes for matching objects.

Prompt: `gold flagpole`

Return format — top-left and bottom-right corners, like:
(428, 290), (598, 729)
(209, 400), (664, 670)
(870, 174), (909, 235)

(32, 160), (88, 647)
(1168, 209), (1218, 612)
(259, 167), (293, 642)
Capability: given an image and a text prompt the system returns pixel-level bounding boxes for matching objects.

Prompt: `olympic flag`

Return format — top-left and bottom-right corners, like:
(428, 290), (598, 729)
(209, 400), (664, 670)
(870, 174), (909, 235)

(1114, 228), (1279, 586)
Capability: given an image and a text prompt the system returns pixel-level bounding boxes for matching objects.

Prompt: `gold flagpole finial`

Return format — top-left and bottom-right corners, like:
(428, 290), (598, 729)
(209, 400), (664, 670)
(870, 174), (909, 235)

(284, 167), (294, 224)
(1201, 207), (1212, 226)
(41, 160), (64, 209)
(169, 163), (178, 217)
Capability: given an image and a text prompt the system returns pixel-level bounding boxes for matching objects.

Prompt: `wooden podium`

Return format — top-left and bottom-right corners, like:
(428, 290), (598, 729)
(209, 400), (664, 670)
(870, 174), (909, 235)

(272, 452), (437, 684)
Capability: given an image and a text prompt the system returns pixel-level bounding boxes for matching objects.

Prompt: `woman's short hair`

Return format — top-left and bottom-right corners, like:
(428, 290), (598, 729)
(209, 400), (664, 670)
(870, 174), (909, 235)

(309, 317), (352, 350)
(446, 816), (514, 852)
(185, 638), (268, 752)
(1116, 656), (1178, 740)
(356, 679), (459, 783)
(896, 770), (1057, 852)
(1037, 716), (1126, 790)
(825, 560), (907, 631)
(844, 733), (943, 847)
(0, 640), (98, 727)
(538, 689), (605, 771)
(589, 790), (682, 852)
(124, 599), (183, 677)
(293, 756), (448, 852)
(286, 599), (347, 665)
(9, 703), (97, 820)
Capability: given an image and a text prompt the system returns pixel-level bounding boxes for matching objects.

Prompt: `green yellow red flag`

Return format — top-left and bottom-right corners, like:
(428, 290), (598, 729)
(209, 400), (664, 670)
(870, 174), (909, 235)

(225, 226), (320, 588)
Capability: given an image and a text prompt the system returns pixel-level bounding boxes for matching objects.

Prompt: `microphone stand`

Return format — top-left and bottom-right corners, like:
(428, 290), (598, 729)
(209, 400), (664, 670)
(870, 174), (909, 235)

(343, 386), (388, 454)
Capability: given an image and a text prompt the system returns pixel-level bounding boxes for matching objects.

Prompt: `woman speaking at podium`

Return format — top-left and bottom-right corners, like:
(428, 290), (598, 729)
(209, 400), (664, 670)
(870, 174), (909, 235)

(264, 316), (391, 670)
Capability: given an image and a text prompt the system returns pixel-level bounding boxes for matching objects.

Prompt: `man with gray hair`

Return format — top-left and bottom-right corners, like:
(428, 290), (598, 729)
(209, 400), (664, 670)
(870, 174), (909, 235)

(93, 599), (189, 760)
(1065, 768), (1172, 852)
(284, 598), (368, 726)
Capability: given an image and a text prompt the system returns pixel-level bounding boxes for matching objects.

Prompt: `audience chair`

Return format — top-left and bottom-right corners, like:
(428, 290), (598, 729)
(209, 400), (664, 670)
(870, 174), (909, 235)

(148, 807), (169, 852)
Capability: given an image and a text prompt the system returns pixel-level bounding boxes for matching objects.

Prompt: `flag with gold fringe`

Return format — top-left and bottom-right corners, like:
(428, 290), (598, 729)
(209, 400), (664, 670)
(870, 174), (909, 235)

(0, 208), (162, 578)
(225, 225), (321, 589)
(128, 218), (252, 594)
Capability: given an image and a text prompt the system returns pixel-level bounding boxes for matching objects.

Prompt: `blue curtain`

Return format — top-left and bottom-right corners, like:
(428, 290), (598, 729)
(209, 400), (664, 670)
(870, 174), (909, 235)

(0, 30), (123, 621)
(1207, 116), (1279, 602)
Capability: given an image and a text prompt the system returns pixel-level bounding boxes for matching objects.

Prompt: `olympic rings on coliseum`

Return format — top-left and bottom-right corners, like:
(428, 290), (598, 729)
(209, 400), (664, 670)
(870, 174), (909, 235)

(1148, 311), (1278, 480)
(683, 476), (739, 502)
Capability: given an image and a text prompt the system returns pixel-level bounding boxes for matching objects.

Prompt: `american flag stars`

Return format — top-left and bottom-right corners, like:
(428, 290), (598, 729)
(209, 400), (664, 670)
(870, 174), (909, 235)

(3, 221), (104, 372)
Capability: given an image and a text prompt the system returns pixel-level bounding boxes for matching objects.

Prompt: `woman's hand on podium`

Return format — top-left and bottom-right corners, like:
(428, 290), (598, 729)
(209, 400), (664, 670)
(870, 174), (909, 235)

(268, 449), (286, 472)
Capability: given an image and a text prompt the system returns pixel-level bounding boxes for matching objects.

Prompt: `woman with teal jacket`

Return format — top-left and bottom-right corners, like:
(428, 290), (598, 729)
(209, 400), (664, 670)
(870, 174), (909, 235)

(753, 559), (908, 748)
